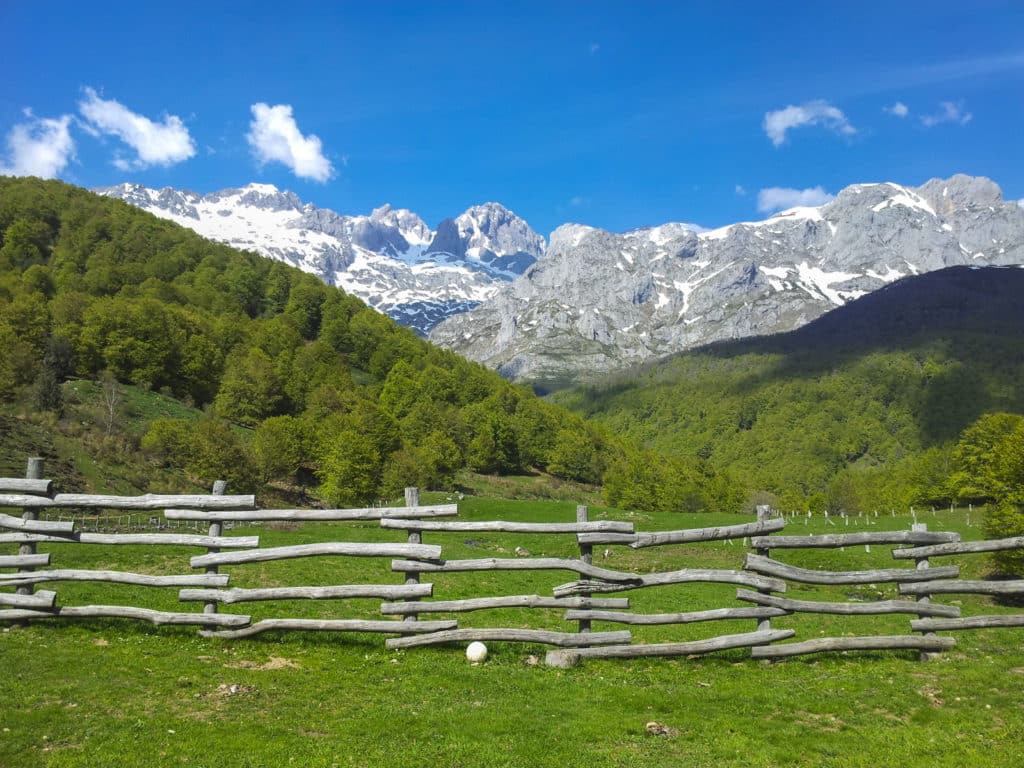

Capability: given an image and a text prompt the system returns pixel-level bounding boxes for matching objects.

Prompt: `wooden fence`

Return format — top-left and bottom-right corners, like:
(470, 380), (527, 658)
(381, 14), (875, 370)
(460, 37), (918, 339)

(3, 459), (1023, 667)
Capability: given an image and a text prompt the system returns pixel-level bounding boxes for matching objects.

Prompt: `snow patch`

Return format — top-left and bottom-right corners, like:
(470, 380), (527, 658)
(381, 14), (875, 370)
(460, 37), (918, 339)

(871, 190), (937, 217)
(794, 261), (861, 306)
(864, 266), (905, 283)
(759, 265), (790, 280)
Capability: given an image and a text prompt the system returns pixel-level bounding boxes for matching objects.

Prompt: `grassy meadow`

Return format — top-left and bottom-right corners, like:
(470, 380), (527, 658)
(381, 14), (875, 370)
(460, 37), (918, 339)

(2, 498), (1024, 767)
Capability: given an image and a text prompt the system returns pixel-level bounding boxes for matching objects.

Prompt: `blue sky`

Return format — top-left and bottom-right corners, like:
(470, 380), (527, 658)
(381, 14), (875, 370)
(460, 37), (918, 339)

(3, 1), (1023, 236)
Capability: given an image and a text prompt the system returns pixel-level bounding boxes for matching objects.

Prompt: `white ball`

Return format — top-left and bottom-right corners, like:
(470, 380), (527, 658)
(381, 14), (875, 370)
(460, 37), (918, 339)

(466, 641), (488, 663)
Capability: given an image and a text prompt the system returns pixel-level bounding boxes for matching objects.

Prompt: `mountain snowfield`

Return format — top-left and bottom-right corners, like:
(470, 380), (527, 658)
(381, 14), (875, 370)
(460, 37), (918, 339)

(100, 175), (1024, 387)
(429, 175), (1024, 385)
(96, 183), (545, 334)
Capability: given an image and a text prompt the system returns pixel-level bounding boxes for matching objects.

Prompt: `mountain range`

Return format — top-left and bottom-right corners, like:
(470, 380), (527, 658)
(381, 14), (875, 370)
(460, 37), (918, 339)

(431, 175), (1024, 386)
(96, 183), (545, 335)
(100, 175), (1024, 387)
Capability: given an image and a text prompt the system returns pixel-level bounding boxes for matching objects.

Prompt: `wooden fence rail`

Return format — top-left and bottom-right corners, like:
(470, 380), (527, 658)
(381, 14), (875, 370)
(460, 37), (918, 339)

(5, 461), (1024, 665)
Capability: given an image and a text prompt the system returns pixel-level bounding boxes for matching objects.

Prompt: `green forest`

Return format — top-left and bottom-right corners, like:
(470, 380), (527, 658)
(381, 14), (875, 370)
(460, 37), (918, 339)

(0, 176), (737, 512)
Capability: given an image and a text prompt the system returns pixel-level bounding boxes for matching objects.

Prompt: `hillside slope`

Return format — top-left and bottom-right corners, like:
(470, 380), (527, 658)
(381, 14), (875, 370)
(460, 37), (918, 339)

(554, 266), (1024, 508)
(0, 176), (738, 512)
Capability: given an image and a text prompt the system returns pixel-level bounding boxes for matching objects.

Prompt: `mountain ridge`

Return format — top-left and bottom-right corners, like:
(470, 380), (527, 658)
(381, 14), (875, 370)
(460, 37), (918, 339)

(95, 182), (546, 334)
(431, 174), (1024, 387)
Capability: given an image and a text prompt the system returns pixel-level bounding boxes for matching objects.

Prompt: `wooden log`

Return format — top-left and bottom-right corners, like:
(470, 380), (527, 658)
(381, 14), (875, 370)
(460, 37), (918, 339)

(750, 635), (956, 659)
(743, 554), (958, 585)
(552, 569), (787, 597)
(0, 478), (54, 496)
(164, 504), (458, 521)
(381, 519), (634, 534)
(202, 480), (227, 617)
(892, 536), (1024, 560)
(401, 487), (422, 630)
(576, 532), (638, 545)
(911, 526), (936, 660)
(385, 628), (633, 650)
(562, 607), (789, 625)
(14, 458), (44, 612)
(0, 553), (50, 569)
(0, 589), (57, 609)
(754, 506), (774, 634)
(0, 493), (256, 510)
(192, 542), (442, 568)
(380, 595), (631, 615)
(179, 583), (434, 604)
(910, 615), (1024, 632)
(899, 579), (1024, 596)
(0, 605), (251, 627)
(735, 588), (961, 617)
(200, 618), (458, 640)
(0, 569), (230, 588)
(750, 530), (959, 549)
(632, 518), (787, 549)
(0, 532), (260, 548)
(390, 557), (644, 583)
(0, 512), (75, 534)
(575, 504), (593, 634)
(545, 629), (796, 666)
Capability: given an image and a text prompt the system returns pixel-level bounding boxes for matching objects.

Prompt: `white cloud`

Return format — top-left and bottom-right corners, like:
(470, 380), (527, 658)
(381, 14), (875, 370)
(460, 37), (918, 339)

(734, 184), (747, 196)
(885, 101), (910, 118)
(0, 110), (75, 178)
(921, 100), (973, 127)
(763, 100), (857, 146)
(589, 42), (600, 55)
(1017, 199), (1024, 210)
(568, 195), (590, 207)
(78, 87), (195, 170)
(757, 186), (834, 213)
(247, 103), (333, 182)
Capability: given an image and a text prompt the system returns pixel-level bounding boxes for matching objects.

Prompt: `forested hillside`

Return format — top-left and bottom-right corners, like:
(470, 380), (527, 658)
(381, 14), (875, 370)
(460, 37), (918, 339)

(0, 177), (739, 512)
(556, 266), (1024, 514)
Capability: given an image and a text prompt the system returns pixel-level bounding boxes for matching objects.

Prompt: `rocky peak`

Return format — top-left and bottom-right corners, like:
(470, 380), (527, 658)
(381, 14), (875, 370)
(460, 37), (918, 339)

(218, 183), (304, 212)
(426, 202), (545, 277)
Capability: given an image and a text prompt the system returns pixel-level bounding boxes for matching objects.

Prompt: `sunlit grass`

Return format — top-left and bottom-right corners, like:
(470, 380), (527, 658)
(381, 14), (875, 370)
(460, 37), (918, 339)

(2, 500), (1023, 767)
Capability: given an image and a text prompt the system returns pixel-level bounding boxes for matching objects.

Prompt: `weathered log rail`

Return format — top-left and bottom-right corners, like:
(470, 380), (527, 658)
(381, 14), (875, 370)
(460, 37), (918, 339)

(738, 521), (1024, 660)
(545, 629), (797, 667)
(0, 462), (456, 639)
(5, 459), (1024, 665)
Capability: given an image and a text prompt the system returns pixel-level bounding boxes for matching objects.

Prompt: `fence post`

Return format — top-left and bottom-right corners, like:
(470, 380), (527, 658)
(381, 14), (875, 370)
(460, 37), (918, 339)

(910, 522), (938, 660)
(14, 457), (46, 625)
(754, 505), (773, 635)
(576, 505), (592, 634)
(203, 480), (228, 616)
(402, 487), (421, 630)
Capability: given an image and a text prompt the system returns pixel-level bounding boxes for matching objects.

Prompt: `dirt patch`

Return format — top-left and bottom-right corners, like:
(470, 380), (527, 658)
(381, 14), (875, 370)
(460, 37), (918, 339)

(793, 711), (845, 732)
(224, 656), (300, 671)
(918, 685), (944, 707)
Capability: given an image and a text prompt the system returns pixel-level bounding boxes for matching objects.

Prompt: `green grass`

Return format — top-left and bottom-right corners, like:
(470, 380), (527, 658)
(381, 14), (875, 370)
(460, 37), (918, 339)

(3, 501), (1024, 767)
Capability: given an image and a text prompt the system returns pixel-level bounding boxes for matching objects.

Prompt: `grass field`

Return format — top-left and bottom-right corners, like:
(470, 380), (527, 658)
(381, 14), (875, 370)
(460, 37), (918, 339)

(2, 498), (1024, 767)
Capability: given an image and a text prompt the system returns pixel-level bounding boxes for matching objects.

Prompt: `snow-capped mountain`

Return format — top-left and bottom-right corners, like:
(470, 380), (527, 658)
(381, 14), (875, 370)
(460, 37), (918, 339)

(429, 175), (1024, 385)
(95, 183), (545, 334)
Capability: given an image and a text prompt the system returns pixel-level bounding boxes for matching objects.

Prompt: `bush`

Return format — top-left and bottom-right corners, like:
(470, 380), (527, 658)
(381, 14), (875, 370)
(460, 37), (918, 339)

(984, 499), (1024, 576)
